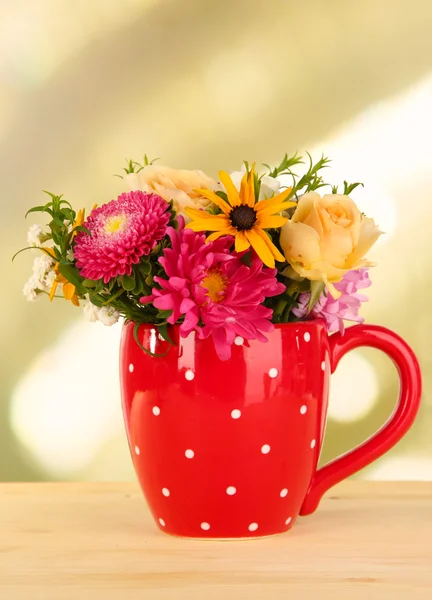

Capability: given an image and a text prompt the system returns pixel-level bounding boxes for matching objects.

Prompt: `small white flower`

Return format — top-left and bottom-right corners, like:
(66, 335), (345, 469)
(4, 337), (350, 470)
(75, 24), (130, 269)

(23, 274), (41, 302)
(66, 248), (74, 262)
(82, 297), (100, 323)
(228, 165), (281, 200)
(32, 254), (54, 279)
(27, 224), (48, 247)
(44, 269), (57, 290)
(98, 306), (120, 327)
(82, 296), (120, 326)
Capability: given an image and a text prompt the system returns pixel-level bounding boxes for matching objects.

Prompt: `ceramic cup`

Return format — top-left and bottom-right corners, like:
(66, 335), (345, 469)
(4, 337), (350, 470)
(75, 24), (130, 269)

(120, 321), (421, 538)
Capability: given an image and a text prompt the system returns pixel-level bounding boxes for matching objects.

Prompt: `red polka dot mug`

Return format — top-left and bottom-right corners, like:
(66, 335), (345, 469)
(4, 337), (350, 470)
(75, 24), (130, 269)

(120, 320), (421, 538)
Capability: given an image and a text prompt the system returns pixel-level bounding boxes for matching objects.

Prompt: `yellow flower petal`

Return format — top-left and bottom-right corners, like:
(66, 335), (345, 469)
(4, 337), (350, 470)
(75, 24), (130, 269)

(255, 187), (293, 213)
(255, 227), (286, 263)
(256, 200), (296, 218)
(184, 206), (219, 221)
(63, 282), (76, 301)
(194, 188), (232, 215)
(207, 229), (236, 242)
(245, 228), (275, 268)
(235, 231), (250, 253)
(41, 247), (56, 259)
(240, 165), (256, 208)
(256, 214), (288, 229)
(71, 294), (80, 307)
(186, 215), (231, 233)
(49, 281), (58, 302)
(219, 170), (241, 207)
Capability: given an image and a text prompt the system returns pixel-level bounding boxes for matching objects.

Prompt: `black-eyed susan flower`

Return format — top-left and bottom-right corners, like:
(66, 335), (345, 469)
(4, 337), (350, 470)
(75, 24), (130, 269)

(185, 165), (295, 268)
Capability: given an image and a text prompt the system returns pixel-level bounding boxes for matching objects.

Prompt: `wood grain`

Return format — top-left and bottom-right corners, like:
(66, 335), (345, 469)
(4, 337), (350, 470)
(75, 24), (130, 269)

(1, 482), (431, 599)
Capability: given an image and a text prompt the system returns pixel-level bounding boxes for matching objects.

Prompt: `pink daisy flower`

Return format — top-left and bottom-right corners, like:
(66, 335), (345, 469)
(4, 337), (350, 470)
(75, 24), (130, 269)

(74, 191), (170, 283)
(140, 217), (285, 360)
(292, 268), (371, 334)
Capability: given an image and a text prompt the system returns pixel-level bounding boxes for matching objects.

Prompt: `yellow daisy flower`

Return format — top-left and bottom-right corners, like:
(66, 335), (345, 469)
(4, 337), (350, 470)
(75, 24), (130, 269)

(185, 166), (295, 268)
(48, 208), (86, 307)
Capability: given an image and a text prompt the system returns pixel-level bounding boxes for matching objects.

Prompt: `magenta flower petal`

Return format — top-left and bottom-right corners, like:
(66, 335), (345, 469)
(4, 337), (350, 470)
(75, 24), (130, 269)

(74, 190), (170, 282)
(146, 218), (285, 360)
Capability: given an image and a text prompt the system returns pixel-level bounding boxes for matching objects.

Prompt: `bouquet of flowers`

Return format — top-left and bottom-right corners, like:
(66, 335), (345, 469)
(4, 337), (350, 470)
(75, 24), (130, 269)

(17, 153), (381, 360)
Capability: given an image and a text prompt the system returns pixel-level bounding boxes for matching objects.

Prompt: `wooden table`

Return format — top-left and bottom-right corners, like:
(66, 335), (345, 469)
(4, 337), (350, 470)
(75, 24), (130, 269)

(1, 482), (431, 599)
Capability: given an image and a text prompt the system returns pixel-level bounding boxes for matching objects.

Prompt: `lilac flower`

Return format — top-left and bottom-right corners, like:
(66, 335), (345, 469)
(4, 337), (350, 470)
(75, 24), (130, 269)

(292, 269), (371, 334)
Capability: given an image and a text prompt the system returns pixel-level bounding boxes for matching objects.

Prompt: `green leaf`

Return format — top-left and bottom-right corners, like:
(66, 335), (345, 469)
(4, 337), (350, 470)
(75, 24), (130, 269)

(122, 274), (136, 291)
(82, 279), (97, 288)
(25, 205), (54, 218)
(132, 277), (144, 296)
(12, 246), (55, 262)
(73, 225), (91, 236)
(138, 261), (152, 276)
(133, 323), (170, 358)
(61, 208), (75, 221)
(12, 246), (35, 262)
(103, 287), (125, 305)
(266, 152), (304, 178)
(50, 216), (66, 229)
(157, 309), (173, 320)
(157, 323), (175, 345)
(307, 281), (326, 314)
(57, 262), (86, 294)
(215, 190), (229, 202)
(343, 181), (364, 195)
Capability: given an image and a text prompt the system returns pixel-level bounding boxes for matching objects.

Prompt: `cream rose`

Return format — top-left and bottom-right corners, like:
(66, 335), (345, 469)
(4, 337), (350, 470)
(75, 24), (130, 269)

(124, 165), (218, 218)
(279, 192), (382, 296)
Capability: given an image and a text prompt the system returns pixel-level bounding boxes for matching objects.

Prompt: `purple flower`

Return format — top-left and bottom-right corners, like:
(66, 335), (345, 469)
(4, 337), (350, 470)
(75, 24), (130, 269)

(292, 269), (371, 334)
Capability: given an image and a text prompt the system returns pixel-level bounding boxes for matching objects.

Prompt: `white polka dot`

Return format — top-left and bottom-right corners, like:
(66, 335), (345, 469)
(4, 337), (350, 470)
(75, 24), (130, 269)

(248, 523), (259, 532)
(162, 488), (170, 497)
(129, 363), (134, 373)
(159, 518), (166, 527)
(234, 336), (244, 346)
(311, 439), (316, 449)
(152, 406), (160, 416)
(268, 368), (278, 379)
(285, 517), (292, 526)
(185, 449), (195, 459)
(200, 522), (210, 531)
(231, 409), (241, 419)
(304, 332), (311, 342)
(300, 405), (307, 415)
(321, 361), (326, 371)
(226, 486), (237, 495)
(280, 488), (288, 498)
(261, 444), (271, 454)
(185, 369), (195, 381)
(134, 446), (140, 455)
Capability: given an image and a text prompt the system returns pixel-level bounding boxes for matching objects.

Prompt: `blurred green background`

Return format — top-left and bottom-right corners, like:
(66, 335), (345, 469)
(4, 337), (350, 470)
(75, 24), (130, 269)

(2, 0), (431, 481)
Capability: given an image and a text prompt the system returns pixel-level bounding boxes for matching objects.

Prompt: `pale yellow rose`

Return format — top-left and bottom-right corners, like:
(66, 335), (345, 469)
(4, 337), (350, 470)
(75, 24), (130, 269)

(124, 165), (218, 219)
(279, 192), (382, 297)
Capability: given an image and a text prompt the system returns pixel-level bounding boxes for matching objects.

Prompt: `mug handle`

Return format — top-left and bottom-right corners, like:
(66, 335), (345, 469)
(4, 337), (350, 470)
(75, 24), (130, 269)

(300, 324), (422, 516)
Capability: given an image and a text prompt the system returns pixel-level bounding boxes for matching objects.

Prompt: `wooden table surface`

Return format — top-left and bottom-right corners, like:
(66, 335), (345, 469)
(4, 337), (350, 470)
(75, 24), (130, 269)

(1, 482), (431, 599)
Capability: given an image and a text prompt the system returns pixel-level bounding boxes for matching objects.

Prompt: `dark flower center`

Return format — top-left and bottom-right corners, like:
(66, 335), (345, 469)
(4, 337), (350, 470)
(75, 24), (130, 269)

(230, 205), (257, 231)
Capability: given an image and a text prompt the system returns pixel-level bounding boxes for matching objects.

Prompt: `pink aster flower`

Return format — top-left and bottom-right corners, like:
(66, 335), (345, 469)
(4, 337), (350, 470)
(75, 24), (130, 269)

(292, 268), (371, 334)
(140, 217), (285, 360)
(74, 190), (170, 283)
